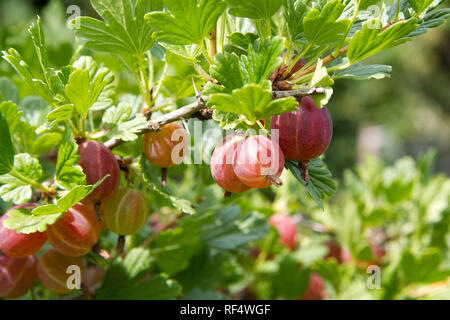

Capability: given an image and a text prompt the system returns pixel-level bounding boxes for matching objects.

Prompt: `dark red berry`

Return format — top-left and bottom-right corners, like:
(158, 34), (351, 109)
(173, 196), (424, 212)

(78, 141), (121, 203)
(0, 255), (37, 299)
(271, 96), (332, 181)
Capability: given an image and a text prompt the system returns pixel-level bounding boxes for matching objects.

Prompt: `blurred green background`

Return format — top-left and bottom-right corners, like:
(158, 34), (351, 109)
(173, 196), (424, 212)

(1, 0), (448, 177)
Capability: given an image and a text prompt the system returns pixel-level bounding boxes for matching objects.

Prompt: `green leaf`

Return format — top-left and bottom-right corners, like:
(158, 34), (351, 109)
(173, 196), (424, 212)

(159, 43), (202, 62)
(226, 32), (258, 54)
(201, 206), (270, 249)
(209, 83), (298, 123)
(30, 132), (62, 155)
(56, 178), (109, 212)
(96, 248), (181, 299)
(283, 0), (308, 43)
(153, 213), (214, 275)
(139, 156), (196, 214)
(55, 133), (86, 190)
(332, 63), (392, 80)
(146, 0), (227, 45)
(271, 254), (310, 299)
(28, 17), (51, 84)
(19, 96), (51, 128)
(103, 103), (147, 142)
(72, 0), (163, 56)
(3, 208), (63, 234)
(210, 53), (243, 93)
(208, 37), (284, 95)
(3, 177), (108, 234)
(159, 75), (205, 101)
(408, 0), (434, 15)
(226, 0), (283, 19)
(1, 49), (54, 105)
(0, 113), (14, 175)
(65, 58), (112, 118)
(46, 104), (74, 123)
(303, 0), (350, 45)
(285, 158), (336, 208)
(239, 37), (285, 85)
(72, 56), (116, 111)
(0, 154), (43, 204)
(401, 249), (448, 284)
(0, 101), (22, 134)
(410, 8), (450, 37)
(0, 77), (19, 103)
(347, 19), (418, 64)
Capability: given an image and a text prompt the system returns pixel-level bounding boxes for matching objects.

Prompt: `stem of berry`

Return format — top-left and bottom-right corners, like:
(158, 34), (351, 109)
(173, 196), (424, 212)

(266, 175), (282, 187)
(161, 167), (167, 188)
(94, 202), (102, 221)
(298, 160), (310, 183)
(117, 235), (125, 254)
(224, 191), (232, 198)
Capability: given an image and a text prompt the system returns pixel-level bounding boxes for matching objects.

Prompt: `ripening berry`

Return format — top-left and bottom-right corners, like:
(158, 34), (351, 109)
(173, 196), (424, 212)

(142, 122), (187, 168)
(210, 133), (251, 194)
(271, 96), (332, 181)
(300, 273), (327, 300)
(102, 188), (149, 235)
(78, 141), (121, 203)
(0, 204), (46, 258)
(233, 135), (284, 188)
(0, 255), (37, 299)
(36, 249), (84, 294)
(268, 214), (297, 250)
(47, 203), (100, 257)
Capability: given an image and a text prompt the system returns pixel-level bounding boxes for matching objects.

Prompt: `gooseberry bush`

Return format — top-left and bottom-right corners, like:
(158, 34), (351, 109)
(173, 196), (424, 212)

(0, 0), (449, 300)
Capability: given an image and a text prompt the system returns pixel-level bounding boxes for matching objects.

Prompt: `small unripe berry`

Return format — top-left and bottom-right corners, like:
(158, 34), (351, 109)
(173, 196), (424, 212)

(210, 133), (251, 194)
(233, 135), (284, 188)
(142, 122), (187, 168)
(268, 214), (297, 250)
(78, 141), (121, 203)
(102, 188), (149, 235)
(47, 203), (100, 257)
(0, 204), (46, 258)
(37, 249), (84, 294)
(0, 255), (37, 299)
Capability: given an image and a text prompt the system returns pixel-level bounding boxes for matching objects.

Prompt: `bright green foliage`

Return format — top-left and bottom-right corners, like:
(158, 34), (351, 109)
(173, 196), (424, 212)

(146, 0), (226, 45)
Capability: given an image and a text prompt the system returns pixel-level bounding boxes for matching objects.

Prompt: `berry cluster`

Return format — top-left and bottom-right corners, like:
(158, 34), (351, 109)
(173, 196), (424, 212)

(211, 95), (333, 194)
(0, 134), (162, 298)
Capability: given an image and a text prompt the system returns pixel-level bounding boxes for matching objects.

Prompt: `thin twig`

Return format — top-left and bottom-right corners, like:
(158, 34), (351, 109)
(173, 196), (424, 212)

(104, 88), (325, 150)
(104, 97), (206, 149)
(272, 87), (327, 99)
(290, 45), (349, 81)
